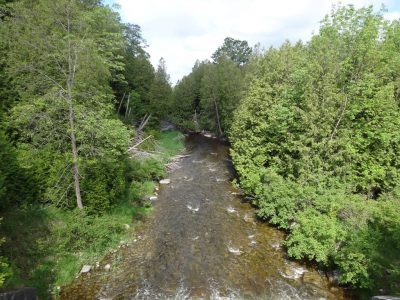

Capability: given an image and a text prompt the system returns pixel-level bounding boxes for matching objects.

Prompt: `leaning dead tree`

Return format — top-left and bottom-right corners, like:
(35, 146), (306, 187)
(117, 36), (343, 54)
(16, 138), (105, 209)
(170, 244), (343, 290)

(133, 113), (151, 144)
(137, 113), (151, 133)
(127, 113), (156, 158)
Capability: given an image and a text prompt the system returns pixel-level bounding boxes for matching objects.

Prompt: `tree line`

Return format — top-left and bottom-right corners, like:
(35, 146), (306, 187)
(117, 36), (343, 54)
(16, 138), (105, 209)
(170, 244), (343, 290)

(171, 5), (400, 296)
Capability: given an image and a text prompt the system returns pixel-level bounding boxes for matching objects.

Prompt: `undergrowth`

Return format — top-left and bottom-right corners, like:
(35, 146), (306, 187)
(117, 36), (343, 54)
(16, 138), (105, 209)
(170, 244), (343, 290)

(0, 130), (185, 299)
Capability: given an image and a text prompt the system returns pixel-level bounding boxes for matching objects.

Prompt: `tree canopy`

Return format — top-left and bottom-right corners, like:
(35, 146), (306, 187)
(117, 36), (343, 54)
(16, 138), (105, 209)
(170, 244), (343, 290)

(229, 5), (400, 294)
(212, 37), (253, 66)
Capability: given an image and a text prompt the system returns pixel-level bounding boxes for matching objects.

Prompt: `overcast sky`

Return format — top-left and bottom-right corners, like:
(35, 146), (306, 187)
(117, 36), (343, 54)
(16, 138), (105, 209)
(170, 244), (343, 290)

(107, 0), (400, 84)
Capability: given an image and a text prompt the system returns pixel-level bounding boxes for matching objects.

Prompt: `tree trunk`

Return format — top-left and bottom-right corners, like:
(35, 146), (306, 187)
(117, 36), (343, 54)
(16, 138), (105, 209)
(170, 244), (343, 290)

(125, 92), (131, 118)
(67, 14), (83, 209)
(117, 91), (126, 114)
(69, 106), (83, 209)
(213, 95), (223, 136)
(138, 113), (151, 132)
(330, 95), (348, 142)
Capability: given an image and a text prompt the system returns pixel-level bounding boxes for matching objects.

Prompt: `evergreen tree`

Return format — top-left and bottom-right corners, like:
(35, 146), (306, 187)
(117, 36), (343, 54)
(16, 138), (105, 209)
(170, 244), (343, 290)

(148, 58), (172, 120)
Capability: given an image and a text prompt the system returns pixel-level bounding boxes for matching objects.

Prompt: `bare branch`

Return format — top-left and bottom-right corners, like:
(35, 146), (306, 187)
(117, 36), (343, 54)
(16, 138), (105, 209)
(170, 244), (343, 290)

(330, 95), (349, 142)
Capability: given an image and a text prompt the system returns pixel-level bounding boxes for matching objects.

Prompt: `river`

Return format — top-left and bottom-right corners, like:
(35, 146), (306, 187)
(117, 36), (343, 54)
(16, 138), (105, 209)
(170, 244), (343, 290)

(61, 133), (347, 299)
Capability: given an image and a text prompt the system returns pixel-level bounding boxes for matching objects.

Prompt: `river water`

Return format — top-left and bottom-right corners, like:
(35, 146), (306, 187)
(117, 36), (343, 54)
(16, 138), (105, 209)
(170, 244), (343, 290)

(61, 133), (347, 300)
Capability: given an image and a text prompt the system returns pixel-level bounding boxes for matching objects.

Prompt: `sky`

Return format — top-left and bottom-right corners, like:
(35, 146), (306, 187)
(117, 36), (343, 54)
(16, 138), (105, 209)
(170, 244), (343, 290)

(105, 0), (400, 84)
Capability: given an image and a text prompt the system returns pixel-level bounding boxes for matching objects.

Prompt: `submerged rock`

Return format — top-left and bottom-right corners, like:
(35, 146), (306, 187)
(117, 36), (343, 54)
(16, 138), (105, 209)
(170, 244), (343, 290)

(243, 213), (255, 223)
(326, 269), (340, 284)
(280, 263), (306, 280)
(302, 271), (325, 286)
(270, 241), (281, 249)
(226, 206), (236, 214)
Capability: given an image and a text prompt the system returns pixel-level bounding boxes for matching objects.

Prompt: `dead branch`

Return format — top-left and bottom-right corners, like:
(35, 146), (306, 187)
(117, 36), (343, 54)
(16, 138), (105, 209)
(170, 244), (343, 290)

(138, 113), (151, 132)
(117, 91), (126, 114)
(127, 135), (153, 152)
(330, 95), (349, 142)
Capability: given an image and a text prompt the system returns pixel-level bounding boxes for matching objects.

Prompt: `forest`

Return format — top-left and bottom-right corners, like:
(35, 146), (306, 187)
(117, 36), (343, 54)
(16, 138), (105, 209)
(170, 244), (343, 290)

(0, 0), (399, 298)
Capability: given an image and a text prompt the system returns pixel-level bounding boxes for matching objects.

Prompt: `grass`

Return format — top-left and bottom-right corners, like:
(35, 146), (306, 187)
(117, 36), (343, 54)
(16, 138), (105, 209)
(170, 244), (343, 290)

(154, 130), (185, 161)
(0, 130), (185, 299)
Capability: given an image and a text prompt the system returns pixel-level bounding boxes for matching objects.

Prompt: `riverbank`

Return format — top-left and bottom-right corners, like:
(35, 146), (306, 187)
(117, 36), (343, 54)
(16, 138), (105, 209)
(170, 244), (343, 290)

(0, 130), (184, 299)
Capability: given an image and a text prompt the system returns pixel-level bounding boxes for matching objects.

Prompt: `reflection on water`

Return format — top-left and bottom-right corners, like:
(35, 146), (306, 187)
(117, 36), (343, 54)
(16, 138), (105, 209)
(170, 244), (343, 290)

(61, 133), (347, 300)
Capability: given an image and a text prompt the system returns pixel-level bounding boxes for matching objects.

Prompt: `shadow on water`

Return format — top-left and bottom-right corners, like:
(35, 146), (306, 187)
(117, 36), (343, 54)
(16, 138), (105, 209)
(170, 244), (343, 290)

(61, 133), (348, 299)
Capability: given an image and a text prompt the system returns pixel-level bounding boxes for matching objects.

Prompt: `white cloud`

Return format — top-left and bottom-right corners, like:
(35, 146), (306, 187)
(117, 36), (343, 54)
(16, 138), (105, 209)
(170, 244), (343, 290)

(385, 11), (400, 20)
(116, 0), (399, 84)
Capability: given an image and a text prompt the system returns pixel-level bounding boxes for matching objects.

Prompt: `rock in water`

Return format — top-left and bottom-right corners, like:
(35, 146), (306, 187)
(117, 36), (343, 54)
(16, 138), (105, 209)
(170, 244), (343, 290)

(243, 213), (255, 223)
(80, 265), (91, 274)
(302, 271), (324, 286)
(149, 196), (158, 201)
(159, 179), (171, 184)
(104, 264), (111, 272)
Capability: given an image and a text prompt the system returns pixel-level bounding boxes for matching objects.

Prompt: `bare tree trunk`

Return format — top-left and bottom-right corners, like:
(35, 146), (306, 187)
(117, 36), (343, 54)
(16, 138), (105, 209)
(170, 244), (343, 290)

(69, 106), (83, 209)
(125, 92), (131, 118)
(213, 94), (223, 136)
(67, 13), (83, 209)
(117, 91), (126, 114)
(138, 113), (148, 130)
(138, 113), (151, 132)
(330, 95), (348, 142)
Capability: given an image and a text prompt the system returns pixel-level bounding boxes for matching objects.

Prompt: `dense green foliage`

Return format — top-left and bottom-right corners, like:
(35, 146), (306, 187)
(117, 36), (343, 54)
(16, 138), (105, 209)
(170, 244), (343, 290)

(229, 5), (400, 295)
(1, 0), (131, 211)
(0, 0), (175, 296)
(171, 38), (252, 134)
(212, 37), (252, 66)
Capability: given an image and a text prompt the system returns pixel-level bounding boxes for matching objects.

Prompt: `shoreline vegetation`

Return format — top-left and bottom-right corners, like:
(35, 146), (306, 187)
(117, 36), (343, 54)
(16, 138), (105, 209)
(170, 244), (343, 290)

(0, 130), (184, 298)
(1, 0), (178, 298)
